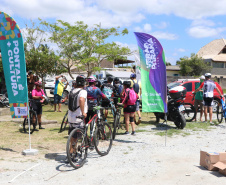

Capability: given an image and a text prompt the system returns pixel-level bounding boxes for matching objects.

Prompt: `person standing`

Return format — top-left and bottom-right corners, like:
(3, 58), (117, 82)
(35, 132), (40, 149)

(118, 81), (138, 135)
(193, 75), (205, 122)
(66, 76), (87, 163)
(194, 73), (223, 124)
(130, 73), (142, 125)
(32, 81), (46, 130)
(101, 77), (115, 119)
(54, 75), (69, 112)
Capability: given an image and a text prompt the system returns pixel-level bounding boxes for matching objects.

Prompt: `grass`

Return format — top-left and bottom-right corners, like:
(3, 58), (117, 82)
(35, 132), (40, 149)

(0, 104), (221, 163)
(223, 89), (226, 94)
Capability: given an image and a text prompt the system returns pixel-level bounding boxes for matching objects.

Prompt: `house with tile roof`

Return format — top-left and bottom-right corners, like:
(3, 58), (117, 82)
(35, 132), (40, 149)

(197, 38), (226, 78)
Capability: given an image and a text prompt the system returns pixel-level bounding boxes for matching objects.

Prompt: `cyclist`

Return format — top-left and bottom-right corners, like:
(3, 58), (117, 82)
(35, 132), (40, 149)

(194, 73), (223, 124)
(118, 81), (138, 135)
(32, 81), (46, 130)
(113, 77), (123, 105)
(66, 76), (87, 163)
(86, 76), (109, 124)
(130, 73), (142, 125)
(101, 77), (115, 119)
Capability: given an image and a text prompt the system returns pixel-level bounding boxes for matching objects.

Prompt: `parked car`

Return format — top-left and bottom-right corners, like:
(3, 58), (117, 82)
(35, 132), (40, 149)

(44, 78), (55, 89)
(168, 79), (223, 112)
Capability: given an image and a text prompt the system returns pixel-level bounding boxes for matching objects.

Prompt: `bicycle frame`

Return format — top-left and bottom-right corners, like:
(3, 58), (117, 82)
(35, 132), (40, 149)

(220, 98), (226, 118)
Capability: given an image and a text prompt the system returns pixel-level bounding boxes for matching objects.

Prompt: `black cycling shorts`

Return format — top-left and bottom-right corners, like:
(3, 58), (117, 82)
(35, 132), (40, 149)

(203, 97), (213, 107)
(124, 105), (136, 114)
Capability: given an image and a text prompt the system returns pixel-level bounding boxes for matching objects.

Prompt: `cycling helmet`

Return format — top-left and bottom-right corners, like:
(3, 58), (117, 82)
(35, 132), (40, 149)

(130, 73), (136, 78)
(205, 73), (211, 78)
(76, 76), (85, 86)
(123, 81), (131, 87)
(107, 76), (113, 82)
(95, 80), (101, 88)
(35, 81), (42, 86)
(87, 75), (96, 83)
(114, 77), (120, 82)
(199, 75), (205, 80)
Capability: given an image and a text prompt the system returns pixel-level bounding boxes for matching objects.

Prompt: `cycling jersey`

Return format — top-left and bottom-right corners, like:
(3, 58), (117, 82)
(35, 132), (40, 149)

(199, 80), (216, 98)
(101, 83), (115, 99)
(86, 85), (106, 104)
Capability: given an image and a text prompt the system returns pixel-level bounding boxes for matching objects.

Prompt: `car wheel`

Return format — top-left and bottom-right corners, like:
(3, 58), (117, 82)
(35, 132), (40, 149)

(212, 99), (220, 113)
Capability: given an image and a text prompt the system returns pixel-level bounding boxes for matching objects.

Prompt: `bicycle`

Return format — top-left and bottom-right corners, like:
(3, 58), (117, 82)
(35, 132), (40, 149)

(217, 97), (226, 123)
(66, 106), (113, 169)
(59, 110), (68, 133)
(112, 104), (123, 140)
(23, 99), (38, 134)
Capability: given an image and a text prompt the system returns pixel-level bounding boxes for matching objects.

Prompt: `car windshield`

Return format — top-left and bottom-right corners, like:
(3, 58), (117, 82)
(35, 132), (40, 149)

(167, 82), (182, 89)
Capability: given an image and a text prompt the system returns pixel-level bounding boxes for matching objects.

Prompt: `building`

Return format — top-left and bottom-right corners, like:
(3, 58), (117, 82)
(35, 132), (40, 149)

(197, 38), (226, 78)
(166, 65), (180, 76)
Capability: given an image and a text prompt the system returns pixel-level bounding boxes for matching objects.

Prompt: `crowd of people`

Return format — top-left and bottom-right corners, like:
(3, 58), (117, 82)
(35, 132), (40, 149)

(67, 73), (142, 136)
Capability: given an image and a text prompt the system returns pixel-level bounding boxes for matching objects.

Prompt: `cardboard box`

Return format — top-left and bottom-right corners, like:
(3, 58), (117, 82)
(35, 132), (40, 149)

(213, 152), (226, 175)
(200, 151), (219, 171)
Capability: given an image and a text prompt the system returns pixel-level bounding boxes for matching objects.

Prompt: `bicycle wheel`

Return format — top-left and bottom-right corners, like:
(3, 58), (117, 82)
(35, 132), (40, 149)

(181, 103), (196, 122)
(94, 122), (113, 156)
(112, 114), (120, 140)
(59, 111), (68, 133)
(66, 128), (88, 169)
(23, 110), (37, 133)
(217, 104), (223, 123)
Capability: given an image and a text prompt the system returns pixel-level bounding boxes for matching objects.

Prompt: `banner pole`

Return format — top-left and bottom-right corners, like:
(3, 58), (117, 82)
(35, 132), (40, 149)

(27, 105), (31, 150)
(164, 113), (167, 147)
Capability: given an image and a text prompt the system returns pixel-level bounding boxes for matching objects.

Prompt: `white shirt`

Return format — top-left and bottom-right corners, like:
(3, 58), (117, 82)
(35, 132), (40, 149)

(68, 88), (87, 124)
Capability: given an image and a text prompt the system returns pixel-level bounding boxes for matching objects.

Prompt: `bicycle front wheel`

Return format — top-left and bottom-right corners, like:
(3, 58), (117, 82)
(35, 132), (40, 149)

(23, 110), (37, 133)
(217, 104), (223, 123)
(59, 111), (68, 133)
(181, 103), (196, 122)
(94, 122), (113, 156)
(66, 128), (88, 169)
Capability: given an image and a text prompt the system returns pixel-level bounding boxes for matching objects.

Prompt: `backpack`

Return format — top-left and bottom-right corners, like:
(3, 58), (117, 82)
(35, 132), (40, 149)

(132, 80), (139, 94)
(68, 89), (82, 111)
(125, 89), (137, 105)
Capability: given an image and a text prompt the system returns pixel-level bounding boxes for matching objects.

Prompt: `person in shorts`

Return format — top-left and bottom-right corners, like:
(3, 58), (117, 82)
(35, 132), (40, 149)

(32, 81), (47, 130)
(68, 76), (87, 135)
(194, 73), (223, 124)
(54, 75), (69, 112)
(130, 73), (142, 125)
(118, 81), (138, 135)
(193, 75), (205, 122)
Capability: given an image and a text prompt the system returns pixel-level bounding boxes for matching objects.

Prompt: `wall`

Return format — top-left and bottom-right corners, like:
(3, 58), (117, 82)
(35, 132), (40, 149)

(166, 70), (180, 76)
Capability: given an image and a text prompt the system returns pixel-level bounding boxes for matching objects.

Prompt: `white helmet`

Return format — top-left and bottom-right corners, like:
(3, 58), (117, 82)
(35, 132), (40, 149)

(199, 75), (205, 80)
(205, 73), (211, 78)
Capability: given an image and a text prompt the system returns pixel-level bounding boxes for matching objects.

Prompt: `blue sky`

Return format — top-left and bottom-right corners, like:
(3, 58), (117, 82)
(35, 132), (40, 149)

(2, 0), (226, 65)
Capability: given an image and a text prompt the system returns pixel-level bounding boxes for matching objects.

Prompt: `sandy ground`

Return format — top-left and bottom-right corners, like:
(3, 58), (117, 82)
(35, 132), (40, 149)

(1, 119), (226, 185)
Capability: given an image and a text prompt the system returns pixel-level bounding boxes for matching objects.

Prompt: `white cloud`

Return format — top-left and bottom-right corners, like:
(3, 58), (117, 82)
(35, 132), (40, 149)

(188, 26), (226, 38)
(178, 48), (185, 52)
(152, 31), (178, 40)
(143, 24), (152, 32)
(191, 19), (215, 27)
(155, 22), (168, 29)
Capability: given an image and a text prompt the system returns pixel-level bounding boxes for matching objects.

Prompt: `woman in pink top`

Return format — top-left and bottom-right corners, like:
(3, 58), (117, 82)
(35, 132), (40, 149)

(32, 81), (46, 130)
(118, 81), (138, 135)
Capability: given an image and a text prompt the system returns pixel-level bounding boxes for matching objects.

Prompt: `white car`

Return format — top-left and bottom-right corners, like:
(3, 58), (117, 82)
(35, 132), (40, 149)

(44, 78), (55, 89)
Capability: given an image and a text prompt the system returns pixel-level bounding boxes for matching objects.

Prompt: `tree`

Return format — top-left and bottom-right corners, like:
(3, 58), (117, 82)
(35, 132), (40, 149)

(177, 53), (211, 76)
(166, 62), (171, 66)
(24, 20), (66, 85)
(42, 20), (132, 77)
